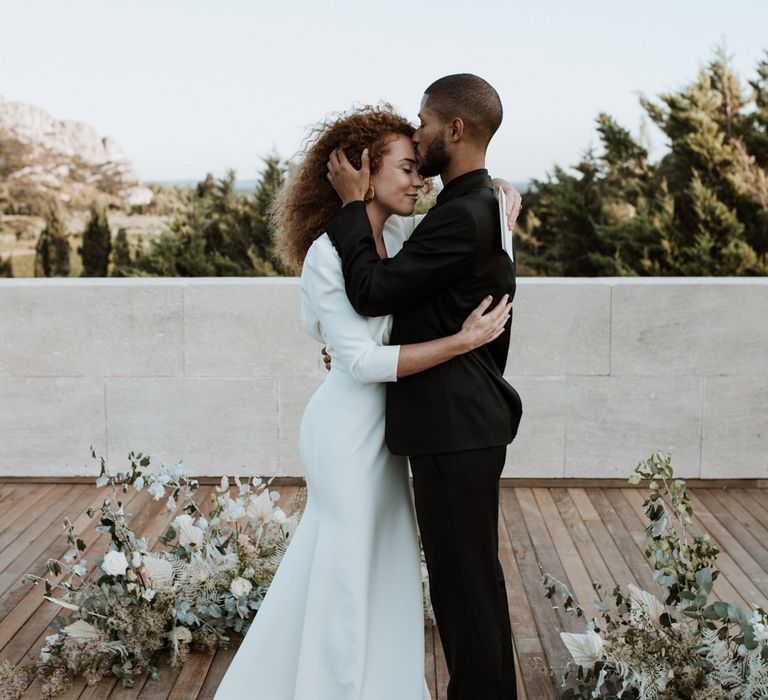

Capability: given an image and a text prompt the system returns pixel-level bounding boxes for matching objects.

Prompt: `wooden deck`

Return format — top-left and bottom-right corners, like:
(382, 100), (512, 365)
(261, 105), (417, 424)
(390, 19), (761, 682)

(2, 480), (768, 699)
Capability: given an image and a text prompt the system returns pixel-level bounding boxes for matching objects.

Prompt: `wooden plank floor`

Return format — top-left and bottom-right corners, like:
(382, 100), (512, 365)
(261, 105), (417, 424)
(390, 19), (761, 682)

(2, 481), (768, 699)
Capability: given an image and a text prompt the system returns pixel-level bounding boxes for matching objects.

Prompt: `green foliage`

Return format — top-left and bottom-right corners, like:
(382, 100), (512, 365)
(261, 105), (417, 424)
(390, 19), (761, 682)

(518, 46), (768, 276)
(543, 452), (768, 698)
(78, 202), (112, 277)
(128, 156), (288, 277)
(34, 200), (71, 277)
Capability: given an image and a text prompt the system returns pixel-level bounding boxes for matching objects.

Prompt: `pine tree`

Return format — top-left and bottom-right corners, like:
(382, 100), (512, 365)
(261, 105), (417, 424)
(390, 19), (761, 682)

(34, 200), (70, 277)
(518, 45), (767, 276)
(110, 227), (132, 277)
(78, 202), (112, 276)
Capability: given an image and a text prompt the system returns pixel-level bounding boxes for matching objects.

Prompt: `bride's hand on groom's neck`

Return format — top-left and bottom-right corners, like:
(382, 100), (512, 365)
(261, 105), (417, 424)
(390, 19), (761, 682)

(492, 178), (523, 231)
(327, 147), (370, 206)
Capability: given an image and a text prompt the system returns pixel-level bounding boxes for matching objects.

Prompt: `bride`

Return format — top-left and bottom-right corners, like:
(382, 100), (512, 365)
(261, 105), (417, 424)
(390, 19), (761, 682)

(213, 106), (514, 700)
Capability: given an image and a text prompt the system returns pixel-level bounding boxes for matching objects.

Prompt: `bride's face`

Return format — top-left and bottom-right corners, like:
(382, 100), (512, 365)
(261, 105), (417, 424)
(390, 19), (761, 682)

(370, 134), (424, 216)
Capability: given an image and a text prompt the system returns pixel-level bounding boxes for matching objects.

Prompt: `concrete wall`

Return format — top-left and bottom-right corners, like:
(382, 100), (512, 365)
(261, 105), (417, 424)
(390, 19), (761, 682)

(1, 278), (766, 480)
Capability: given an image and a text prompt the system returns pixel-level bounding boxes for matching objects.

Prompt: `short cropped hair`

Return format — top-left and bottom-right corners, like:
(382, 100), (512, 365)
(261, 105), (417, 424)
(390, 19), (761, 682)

(423, 74), (503, 147)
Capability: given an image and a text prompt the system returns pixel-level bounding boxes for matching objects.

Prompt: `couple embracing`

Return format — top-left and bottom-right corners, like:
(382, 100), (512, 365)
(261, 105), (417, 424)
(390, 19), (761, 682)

(214, 74), (524, 700)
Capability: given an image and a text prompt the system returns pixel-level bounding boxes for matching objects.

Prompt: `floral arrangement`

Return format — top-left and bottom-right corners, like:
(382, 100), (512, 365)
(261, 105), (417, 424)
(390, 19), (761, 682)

(542, 451), (768, 699)
(0, 449), (303, 699)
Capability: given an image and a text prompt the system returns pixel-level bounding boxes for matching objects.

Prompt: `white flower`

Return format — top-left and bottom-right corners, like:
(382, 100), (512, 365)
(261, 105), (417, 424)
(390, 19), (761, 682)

(222, 497), (246, 521)
(134, 475), (145, 491)
(72, 561), (87, 577)
(148, 482), (165, 500)
(40, 650), (51, 662)
(142, 588), (157, 601)
(173, 626), (192, 643)
(219, 475), (229, 493)
(63, 549), (78, 563)
(270, 490), (280, 503)
(95, 474), (110, 488)
(45, 633), (62, 646)
(246, 491), (273, 524)
(101, 550), (129, 577)
(63, 619), (100, 640)
(131, 551), (142, 568)
(142, 554), (174, 589)
(627, 584), (666, 625)
(242, 566), (255, 578)
(561, 630), (604, 669)
(166, 495), (177, 512)
(272, 507), (287, 525)
(43, 596), (79, 611)
(230, 577), (253, 598)
(748, 611), (768, 643)
(173, 514), (204, 547)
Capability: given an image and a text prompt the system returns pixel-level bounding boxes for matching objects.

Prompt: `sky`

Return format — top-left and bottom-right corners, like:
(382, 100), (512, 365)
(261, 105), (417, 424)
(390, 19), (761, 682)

(1, 0), (766, 184)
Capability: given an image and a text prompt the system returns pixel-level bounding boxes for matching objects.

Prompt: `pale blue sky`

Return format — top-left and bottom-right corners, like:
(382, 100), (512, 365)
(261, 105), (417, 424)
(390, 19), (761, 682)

(1, 0), (766, 183)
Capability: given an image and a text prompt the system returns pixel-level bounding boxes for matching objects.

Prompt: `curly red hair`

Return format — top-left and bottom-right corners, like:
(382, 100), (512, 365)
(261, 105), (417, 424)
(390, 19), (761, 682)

(271, 104), (416, 272)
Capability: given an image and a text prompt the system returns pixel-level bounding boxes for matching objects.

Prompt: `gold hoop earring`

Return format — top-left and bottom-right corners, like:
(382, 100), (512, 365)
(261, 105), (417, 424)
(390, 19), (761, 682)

(364, 184), (375, 202)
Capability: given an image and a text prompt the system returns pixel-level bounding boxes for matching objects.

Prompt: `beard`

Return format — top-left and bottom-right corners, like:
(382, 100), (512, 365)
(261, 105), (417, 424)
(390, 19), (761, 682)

(416, 133), (450, 178)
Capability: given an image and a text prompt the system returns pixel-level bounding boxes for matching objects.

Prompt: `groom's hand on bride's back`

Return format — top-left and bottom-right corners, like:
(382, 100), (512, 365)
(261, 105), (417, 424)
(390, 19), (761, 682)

(327, 147), (370, 206)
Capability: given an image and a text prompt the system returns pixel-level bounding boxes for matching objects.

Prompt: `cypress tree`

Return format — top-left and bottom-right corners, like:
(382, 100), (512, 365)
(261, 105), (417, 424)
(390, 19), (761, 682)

(34, 200), (70, 277)
(0, 254), (12, 277)
(111, 227), (132, 277)
(78, 202), (112, 276)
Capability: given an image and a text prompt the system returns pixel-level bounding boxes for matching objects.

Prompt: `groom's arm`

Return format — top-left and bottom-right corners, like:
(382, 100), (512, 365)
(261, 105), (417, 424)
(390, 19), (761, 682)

(325, 200), (477, 317)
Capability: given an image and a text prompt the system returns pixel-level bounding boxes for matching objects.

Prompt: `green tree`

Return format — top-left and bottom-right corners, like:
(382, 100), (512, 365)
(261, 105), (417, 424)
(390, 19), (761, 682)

(0, 253), (12, 277)
(110, 227), (132, 277)
(518, 45), (767, 276)
(78, 202), (112, 276)
(34, 200), (70, 277)
(129, 156), (288, 277)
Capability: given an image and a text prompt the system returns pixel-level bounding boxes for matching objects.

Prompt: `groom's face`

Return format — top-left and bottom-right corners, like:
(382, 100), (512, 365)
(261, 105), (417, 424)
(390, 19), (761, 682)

(413, 95), (450, 178)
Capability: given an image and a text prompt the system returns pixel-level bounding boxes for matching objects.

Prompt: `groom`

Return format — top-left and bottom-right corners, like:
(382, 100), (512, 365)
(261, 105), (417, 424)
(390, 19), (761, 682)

(325, 74), (522, 699)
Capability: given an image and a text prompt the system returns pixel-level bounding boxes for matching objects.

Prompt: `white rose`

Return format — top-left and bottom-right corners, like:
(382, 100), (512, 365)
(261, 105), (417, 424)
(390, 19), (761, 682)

(148, 482), (165, 500)
(101, 550), (129, 577)
(230, 577), (253, 598)
(173, 626), (192, 643)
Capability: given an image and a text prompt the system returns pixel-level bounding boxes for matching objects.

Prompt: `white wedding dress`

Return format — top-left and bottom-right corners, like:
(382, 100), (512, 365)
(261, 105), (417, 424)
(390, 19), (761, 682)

(213, 216), (431, 700)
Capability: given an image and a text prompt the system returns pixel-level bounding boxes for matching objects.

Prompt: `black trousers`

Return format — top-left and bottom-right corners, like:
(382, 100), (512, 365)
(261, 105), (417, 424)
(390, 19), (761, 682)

(410, 446), (516, 700)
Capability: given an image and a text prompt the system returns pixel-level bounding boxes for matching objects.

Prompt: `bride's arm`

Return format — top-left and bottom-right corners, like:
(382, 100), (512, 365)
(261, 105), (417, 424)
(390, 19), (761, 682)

(395, 294), (510, 378)
(302, 240), (510, 383)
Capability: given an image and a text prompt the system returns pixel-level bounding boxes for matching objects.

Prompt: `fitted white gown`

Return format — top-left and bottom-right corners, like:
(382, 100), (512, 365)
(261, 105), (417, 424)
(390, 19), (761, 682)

(213, 216), (431, 700)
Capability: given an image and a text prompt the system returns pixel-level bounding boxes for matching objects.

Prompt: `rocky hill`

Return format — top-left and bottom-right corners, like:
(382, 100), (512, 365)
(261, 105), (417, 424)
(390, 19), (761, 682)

(0, 96), (153, 211)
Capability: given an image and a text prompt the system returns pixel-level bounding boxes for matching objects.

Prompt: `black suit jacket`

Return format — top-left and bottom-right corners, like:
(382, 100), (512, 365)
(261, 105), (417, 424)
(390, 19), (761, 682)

(325, 168), (523, 456)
